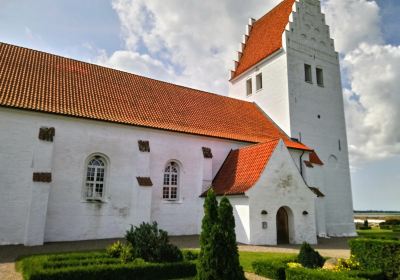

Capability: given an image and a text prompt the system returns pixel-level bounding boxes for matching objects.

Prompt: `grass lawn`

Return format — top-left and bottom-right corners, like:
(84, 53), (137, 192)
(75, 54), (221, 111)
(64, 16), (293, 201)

(238, 251), (296, 273)
(356, 227), (400, 240)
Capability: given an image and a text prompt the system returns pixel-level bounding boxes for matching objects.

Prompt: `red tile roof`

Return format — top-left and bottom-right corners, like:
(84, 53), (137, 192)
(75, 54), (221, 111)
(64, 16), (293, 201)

(211, 140), (280, 195)
(0, 42), (311, 151)
(309, 151), (324, 165)
(232, 0), (295, 79)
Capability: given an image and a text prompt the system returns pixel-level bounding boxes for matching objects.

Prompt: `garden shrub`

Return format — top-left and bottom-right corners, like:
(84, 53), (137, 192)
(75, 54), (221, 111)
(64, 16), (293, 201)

(350, 238), (400, 279)
(297, 242), (325, 268)
(252, 260), (290, 280)
(182, 250), (199, 261)
(216, 197), (245, 280)
(42, 258), (121, 269)
(125, 222), (183, 263)
(106, 241), (124, 258)
(335, 256), (361, 271)
(285, 267), (363, 280)
(23, 260), (196, 280)
(48, 252), (108, 262)
(197, 189), (219, 280)
(119, 243), (135, 263)
(347, 270), (386, 280)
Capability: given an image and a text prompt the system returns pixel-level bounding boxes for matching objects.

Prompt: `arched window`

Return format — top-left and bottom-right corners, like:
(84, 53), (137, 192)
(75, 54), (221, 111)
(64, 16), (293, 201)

(85, 155), (107, 200)
(163, 161), (179, 200)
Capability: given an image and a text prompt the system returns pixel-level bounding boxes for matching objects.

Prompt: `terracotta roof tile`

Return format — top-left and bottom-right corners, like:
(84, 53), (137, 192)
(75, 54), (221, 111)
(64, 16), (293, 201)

(211, 140), (280, 195)
(232, 0), (295, 79)
(0, 42), (310, 150)
(309, 151), (324, 165)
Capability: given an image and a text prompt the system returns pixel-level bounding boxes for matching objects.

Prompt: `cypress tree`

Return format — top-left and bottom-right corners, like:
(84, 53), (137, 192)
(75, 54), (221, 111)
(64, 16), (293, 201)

(198, 189), (219, 280)
(217, 196), (245, 280)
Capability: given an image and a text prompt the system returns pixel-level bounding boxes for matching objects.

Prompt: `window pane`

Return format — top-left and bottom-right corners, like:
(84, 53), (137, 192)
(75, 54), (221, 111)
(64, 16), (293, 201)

(163, 187), (170, 199)
(171, 174), (177, 185)
(305, 64), (312, 83)
(95, 183), (103, 197)
(164, 174), (170, 185)
(86, 183), (94, 198)
(96, 168), (104, 182)
(256, 73), (263, 90)
(246, 79), (252, 95)
(171, 187), (177, 199)
(316, 68), (324, 86)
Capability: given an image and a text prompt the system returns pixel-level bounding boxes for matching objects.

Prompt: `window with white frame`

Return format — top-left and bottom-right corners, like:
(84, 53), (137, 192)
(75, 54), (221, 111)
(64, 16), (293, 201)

(256, 73), (263, 91)
(163, 161), (179, 200)
(246, 78), (253, 96)
(85, 155), (106, 200)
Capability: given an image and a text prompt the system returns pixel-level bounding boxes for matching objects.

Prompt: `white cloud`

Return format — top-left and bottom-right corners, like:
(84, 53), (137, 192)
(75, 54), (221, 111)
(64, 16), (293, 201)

(343, 44), (400, 165)
(99, 0), (400, 167)
(323, 0), (400, 166)
(97, 0), (280, 94)
(323, 0), (383, 53)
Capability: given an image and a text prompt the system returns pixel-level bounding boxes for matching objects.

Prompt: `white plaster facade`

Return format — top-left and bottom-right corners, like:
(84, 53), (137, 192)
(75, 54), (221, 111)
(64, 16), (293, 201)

(0, 0), (355, 246)
(229, 140), (317, 245)
(0, 107), (245, 245)
(229, 0), (356, 237)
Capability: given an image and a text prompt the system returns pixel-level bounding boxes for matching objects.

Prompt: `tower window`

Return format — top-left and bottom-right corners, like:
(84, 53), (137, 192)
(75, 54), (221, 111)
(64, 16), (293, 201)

(338, 139), (342, 151)
(304, 64), (312, 83)
(246, 78), (253, 96)
(256, 73), (263, 91)
(316, 67), (324, 87)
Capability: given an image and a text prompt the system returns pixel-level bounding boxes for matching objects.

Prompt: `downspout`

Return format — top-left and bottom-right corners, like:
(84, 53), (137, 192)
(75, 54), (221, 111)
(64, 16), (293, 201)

(299, 150), (305, 179)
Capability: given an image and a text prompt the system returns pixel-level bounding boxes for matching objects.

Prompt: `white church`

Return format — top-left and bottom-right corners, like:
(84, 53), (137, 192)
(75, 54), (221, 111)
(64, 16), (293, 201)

(0, 0), (356, 246)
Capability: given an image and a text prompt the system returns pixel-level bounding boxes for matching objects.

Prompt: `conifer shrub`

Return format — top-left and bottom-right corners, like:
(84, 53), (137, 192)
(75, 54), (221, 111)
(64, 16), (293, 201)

(297, 242), (325, 268)
(216, 197), (245, 280)
(197, 189), (219, 280)
(125, 222), (183, 263)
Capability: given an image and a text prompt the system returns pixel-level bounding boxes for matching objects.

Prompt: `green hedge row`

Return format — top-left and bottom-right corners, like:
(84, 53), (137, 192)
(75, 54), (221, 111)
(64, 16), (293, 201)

(349, 238), (400, 279)
(42, 258), (121, 269)
(252, 258), (296, 280)
(27, 262), (196, 280)
(47, 252), (109, 262)
(285, 268), (361, 280)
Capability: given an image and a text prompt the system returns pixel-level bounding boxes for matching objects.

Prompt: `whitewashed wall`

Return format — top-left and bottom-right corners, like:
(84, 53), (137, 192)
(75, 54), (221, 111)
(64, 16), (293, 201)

(246, 140), (317, 245)
(285, 0), (355, 236)
(0, 108), (245, 245)
(229, 51), (291, 136)
(228, 0), (355, 237)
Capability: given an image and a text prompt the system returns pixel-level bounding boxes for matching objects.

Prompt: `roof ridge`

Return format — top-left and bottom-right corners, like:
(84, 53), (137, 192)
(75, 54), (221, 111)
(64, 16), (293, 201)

(255, 0), (294, 25)
(0, 41), (252, 105)
(233, 138), (281, 152)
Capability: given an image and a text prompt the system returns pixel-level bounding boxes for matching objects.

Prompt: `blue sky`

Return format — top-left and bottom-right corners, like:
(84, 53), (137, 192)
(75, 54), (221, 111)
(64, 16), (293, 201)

(1, 0), (399, 210)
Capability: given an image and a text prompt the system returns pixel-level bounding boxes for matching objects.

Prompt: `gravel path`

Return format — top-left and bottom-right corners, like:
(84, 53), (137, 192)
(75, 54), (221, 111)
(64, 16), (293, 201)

(0, 236), (351, 280)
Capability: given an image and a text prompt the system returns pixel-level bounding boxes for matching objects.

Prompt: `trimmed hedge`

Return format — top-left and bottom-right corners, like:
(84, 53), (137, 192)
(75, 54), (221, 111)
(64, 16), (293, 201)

(26, 261), (196, 280)
(347, 270), (386, 280)
(350, 238), (400, 279)
(285, 268), (364, 280)
(42, 258), (122, 269)
(252, 257), (296, 280)
(48, 252), (109, 262)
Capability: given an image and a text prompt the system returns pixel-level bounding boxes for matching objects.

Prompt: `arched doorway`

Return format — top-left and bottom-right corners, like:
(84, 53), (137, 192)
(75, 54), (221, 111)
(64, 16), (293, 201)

(276, 207), (289, 244)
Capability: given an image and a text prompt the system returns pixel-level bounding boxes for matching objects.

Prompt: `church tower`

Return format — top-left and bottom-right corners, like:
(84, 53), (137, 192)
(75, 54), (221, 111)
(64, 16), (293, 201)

(229, 0), (356, 236)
